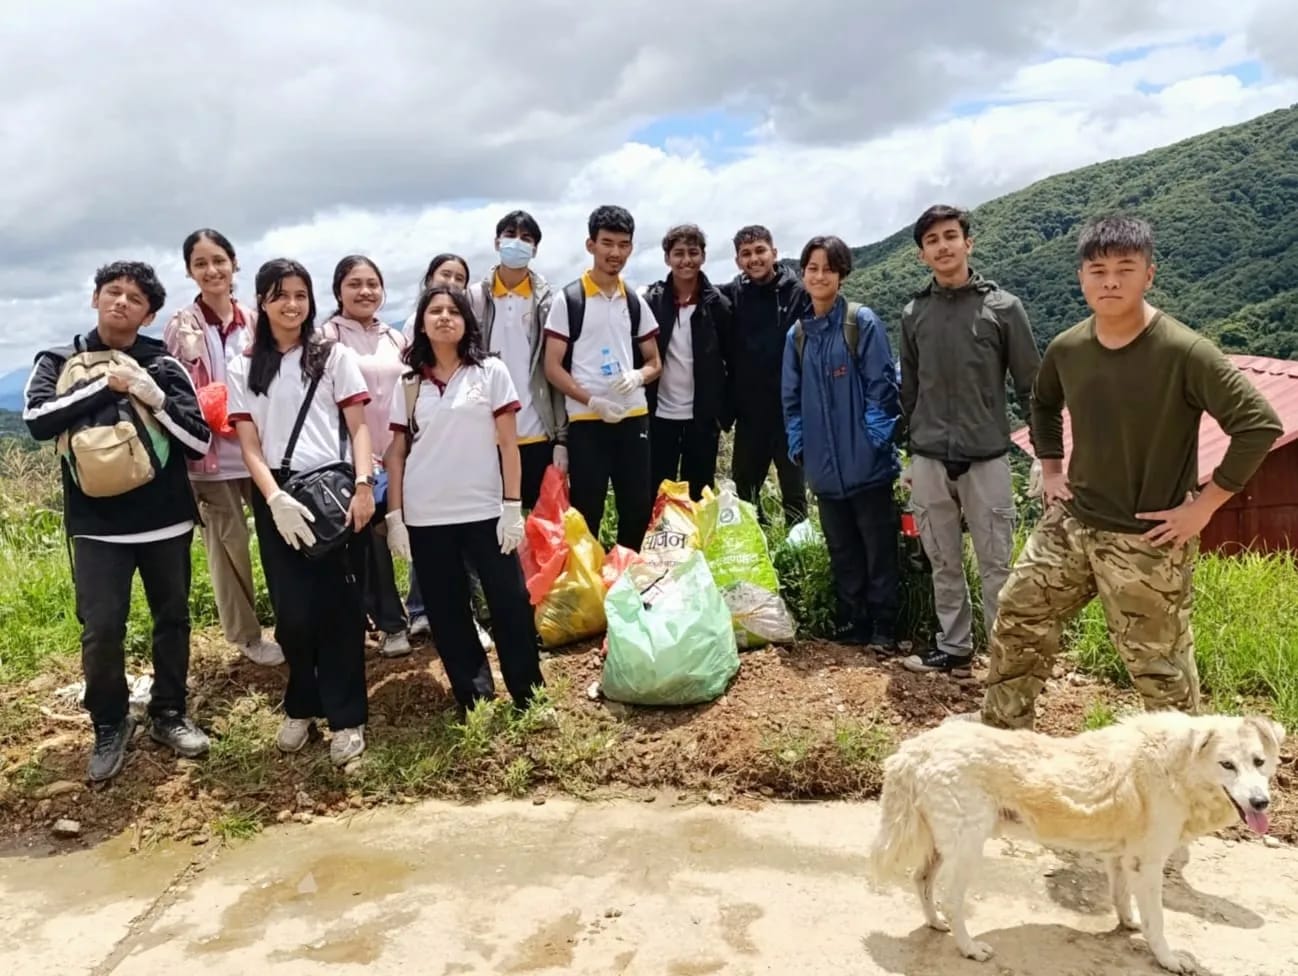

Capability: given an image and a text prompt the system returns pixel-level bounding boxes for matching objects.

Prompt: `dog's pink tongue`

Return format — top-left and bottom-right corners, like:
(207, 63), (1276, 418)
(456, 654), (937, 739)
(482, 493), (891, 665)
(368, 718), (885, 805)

(1245, 808), (1271, 834)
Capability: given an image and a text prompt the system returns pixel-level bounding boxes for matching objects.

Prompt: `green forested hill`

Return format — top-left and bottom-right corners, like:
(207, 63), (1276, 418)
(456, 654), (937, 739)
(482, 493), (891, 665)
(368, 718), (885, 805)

(844, 105), (1298, 356)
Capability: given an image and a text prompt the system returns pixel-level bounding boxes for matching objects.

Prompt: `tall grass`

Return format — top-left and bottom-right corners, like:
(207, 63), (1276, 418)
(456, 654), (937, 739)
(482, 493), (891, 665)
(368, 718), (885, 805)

(1070, 549), (1298, 727)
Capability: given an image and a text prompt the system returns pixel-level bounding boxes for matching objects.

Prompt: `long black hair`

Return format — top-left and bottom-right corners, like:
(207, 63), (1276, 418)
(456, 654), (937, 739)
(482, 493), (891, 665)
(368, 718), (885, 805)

(248, 258), (331, 396)
(182, 228), (237, 269)
(422, 253), (470, 288)
(331, 254), (385, 318)
(403, 284), (488, 372)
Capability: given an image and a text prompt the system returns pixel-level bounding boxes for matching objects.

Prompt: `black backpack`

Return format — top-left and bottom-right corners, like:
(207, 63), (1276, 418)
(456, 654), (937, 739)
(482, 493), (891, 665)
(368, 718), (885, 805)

(560, 279), (643, 372)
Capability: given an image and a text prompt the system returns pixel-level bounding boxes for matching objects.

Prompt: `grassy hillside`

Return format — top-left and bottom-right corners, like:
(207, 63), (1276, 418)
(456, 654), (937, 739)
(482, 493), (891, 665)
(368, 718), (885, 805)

(0, 409), (35, 448)
(845, 104), (1298, 355)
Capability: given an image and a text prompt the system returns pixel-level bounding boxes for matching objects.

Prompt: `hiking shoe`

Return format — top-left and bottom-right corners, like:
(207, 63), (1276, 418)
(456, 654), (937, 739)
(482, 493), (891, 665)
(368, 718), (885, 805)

(408, 615), (431, 638)
(277, 717), (314, 753)
(902, 649), (973, 677)
(833, 622), (871, 646)
(150, 710), (211, 758)
(238, 636), (284, 666)
(379, 631), (412, 658)
(867, 633), (900, 657)
(88, 716), (136, 782)
(330, 726), (366, 766)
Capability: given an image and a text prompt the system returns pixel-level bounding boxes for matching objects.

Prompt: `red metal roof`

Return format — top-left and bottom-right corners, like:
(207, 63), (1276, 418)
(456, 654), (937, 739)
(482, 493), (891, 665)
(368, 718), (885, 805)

(1008, 354), (1298, 485)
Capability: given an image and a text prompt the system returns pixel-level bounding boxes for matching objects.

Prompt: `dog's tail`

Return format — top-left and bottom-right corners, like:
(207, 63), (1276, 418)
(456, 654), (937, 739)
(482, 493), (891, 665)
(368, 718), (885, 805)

(868, 747), (934, 885)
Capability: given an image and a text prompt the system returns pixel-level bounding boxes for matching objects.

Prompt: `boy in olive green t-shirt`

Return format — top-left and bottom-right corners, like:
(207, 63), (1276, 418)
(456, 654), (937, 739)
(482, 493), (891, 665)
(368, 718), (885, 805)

(978, 215), (1282, 730)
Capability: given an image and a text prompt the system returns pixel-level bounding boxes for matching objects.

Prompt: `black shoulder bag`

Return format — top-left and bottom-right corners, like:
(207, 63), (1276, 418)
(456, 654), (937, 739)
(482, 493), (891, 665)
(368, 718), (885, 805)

(279, 373), (355, 559)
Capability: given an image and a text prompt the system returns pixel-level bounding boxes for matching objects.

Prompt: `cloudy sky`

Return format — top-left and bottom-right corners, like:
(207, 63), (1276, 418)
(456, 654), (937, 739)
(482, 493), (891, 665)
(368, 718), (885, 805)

(1, 0), (1296, 376)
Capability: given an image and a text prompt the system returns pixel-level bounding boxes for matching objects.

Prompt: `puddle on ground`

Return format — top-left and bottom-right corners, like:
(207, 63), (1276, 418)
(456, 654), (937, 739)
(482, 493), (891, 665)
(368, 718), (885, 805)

(719, 902), (764, 954)
(500, 909), (582, 972)
(267, 908), (420, 965)
(188, 849), (415, 955)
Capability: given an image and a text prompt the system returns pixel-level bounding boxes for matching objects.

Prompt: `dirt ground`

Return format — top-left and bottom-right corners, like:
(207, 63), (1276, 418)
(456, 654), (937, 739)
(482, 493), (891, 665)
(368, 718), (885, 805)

(1, 632), (1293, 852)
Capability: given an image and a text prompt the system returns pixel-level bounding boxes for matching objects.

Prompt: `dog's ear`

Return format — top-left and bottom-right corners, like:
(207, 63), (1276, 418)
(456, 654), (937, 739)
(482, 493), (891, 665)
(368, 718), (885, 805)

(1192, 727), (1218, 759)
(1245, 716), (1286, 757)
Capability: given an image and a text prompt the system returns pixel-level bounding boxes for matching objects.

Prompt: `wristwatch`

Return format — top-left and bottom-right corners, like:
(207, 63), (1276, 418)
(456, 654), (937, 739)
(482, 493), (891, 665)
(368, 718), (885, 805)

(355, 473), (378, 488)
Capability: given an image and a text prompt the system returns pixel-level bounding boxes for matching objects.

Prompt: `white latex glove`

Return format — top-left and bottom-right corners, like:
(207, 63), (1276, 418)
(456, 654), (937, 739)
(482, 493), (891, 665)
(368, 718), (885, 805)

(176, 321), (206, 363)
(497, 500), (524, 554)
(587, 396), (628, 424)
(108, 363), (166, 410)
(266, 489), (317, 550)
(609, 369), (644, 396)
(552, 443), (569, 474)
(385, 509), (411, 561)
(1027, 459), (1044, 499)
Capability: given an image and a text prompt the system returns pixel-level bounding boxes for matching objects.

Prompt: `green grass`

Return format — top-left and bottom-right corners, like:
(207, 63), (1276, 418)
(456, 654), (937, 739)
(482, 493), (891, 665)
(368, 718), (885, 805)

(211, 809), (264, 842)
(1082, 700), (1118, 731)
(1069, 549), (1298, 728)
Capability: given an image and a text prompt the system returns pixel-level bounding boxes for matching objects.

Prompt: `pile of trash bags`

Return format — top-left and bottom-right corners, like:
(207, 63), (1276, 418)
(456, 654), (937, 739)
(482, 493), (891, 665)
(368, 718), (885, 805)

(517, 469), (798, 708)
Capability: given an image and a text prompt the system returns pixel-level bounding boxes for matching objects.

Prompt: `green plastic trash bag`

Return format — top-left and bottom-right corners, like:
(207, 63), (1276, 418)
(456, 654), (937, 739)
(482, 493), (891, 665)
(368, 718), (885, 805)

(601, 550), (740, 707)
(697, 484), (797, 648)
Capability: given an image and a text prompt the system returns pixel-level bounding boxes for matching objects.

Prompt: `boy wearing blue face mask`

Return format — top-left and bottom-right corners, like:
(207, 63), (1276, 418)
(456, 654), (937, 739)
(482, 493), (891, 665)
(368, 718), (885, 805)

(467, 210), (565, 508)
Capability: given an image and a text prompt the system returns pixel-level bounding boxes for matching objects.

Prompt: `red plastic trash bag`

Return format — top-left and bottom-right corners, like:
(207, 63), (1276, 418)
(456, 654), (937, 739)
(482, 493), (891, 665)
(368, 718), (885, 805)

(601, 545), (639, 590)
(196, 382), (232, 436)
(519, 465), (570, 605)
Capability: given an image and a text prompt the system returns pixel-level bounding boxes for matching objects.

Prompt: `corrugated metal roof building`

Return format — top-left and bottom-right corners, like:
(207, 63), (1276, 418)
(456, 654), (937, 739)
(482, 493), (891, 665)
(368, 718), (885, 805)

(1009, 355), (1298, 554)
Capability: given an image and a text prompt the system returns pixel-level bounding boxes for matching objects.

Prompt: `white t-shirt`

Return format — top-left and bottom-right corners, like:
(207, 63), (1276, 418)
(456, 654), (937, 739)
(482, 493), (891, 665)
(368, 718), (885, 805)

(543, 273), (657, 422)
(389, 357), (520, 527)
(228, 343), (370, 472)
(655, 304), (696, 421)
(484, 279), (547, 444)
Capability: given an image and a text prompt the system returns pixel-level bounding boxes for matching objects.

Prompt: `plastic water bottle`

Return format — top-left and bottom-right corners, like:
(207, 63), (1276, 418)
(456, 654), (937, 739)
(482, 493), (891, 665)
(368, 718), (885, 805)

(599, 346), (622, 379)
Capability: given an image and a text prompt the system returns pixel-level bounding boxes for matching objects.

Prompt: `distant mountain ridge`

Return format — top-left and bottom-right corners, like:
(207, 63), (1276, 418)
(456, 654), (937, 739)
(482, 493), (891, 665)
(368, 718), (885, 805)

(843, 104), (1298, 357)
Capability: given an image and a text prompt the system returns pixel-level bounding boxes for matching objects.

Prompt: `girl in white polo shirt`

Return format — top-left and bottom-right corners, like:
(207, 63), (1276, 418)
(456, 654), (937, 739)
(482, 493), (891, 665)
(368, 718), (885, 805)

(227, 258), (376, 766)
(383, 284), (545, 714)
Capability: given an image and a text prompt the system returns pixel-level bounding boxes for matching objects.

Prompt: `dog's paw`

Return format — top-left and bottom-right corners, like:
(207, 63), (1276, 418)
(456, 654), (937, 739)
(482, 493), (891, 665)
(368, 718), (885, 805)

(1117, 912), (1141, 932)
(958, 940), (994, 962)
(1154, 949), (1197, 974)
(926, 917), (951, 933)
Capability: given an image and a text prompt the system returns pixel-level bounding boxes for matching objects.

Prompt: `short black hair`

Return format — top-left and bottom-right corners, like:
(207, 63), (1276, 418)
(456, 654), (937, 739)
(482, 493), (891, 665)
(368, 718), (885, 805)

(587, 205), (635, 240)
(732, 225), (773, 250)
(495, 210), (542, 245)
(1076, 215), (1155, 265)
(662, 223), (707, 255)
(913, 205), (971, 247)
(94, 260), (166, 313)
(799, 236), (854, 278)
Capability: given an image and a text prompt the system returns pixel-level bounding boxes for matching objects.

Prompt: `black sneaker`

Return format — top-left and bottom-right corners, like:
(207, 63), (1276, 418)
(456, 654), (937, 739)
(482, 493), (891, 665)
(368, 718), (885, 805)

(88, 716), (136, 782)
(834, 622), (872, 646)
(150, 710), (211, 759)
(901, 648), (973, 677)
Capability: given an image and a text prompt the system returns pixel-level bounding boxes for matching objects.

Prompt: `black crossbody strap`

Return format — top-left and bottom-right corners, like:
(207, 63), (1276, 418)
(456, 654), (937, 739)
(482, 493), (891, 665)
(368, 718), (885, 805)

(279, 373), (324, 478)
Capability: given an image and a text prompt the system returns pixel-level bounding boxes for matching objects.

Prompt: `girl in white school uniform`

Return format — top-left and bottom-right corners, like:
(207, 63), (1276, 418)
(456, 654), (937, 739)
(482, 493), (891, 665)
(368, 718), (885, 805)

(383, 285), (545, 714)
(227, 258), (376, 766)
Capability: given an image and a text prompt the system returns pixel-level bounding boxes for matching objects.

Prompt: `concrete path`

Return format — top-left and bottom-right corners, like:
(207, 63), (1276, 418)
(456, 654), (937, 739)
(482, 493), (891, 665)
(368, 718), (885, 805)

(1, 797), (1295, 975)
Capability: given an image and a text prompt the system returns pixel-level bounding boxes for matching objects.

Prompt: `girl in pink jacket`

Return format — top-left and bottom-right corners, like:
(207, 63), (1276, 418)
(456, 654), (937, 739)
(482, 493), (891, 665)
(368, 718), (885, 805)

(163, 229), (282, 668)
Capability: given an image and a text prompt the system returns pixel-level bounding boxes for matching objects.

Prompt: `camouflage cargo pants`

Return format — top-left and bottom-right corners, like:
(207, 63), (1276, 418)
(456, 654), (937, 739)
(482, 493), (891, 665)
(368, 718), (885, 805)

(981, 504), (1201, 729)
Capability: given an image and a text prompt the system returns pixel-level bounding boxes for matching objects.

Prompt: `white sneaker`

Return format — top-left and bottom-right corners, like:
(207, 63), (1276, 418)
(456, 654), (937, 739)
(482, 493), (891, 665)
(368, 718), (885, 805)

(277, 717), (313, 753)
(330, 726), (366, 766)
(380, 631), (412, 658)
(476, 620), (494, 651)
(408, 615), (430, 638)
(239, 636), (285, 666)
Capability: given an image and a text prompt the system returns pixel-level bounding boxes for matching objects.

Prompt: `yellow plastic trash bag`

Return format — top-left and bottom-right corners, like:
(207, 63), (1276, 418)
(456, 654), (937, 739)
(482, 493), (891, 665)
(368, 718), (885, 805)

(639, 479), (701, 572)
(534, 507), (608, 649)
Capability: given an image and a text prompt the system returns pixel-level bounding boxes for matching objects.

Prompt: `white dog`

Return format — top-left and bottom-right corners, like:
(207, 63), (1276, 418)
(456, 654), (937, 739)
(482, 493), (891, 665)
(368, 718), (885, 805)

(868, 711), (1286, 973)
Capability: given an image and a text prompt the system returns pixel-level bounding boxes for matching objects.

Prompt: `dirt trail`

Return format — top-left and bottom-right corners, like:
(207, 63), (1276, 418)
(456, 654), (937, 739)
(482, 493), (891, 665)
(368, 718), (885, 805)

(1, 796), (1295, 976)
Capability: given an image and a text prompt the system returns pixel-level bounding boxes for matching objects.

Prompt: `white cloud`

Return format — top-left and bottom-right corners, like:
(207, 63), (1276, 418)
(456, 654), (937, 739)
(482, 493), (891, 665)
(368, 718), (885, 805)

(0, 0), (1295, 373)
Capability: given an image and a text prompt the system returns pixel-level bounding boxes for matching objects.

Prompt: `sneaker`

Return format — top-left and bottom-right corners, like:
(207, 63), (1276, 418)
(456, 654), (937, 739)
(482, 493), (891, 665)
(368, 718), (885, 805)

(88, 716), (136, 782)
(408, 615), (430, 638)
(330, 726), (366, 766)
(476, 620), (494, 652)
(867, 633), (900, 657)
(149, 710), (210, 758)
(277, 717), (314, 753)
(379, 631), (412, 658)
(833, 622), (871, 646)
(902, 648), (973, 677)
(238, 636), (285, 666)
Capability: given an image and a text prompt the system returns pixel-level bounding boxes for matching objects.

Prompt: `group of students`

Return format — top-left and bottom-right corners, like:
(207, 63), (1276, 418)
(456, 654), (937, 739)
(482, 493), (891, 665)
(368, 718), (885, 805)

(21, 197), (1285, 782)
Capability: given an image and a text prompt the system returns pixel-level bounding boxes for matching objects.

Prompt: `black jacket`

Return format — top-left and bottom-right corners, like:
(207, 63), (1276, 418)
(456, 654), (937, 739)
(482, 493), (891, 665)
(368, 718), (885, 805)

(24, 331), (212, 537)
(720, 264), (811, 424)
(642, 272), (733, 427)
